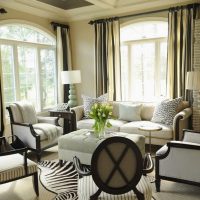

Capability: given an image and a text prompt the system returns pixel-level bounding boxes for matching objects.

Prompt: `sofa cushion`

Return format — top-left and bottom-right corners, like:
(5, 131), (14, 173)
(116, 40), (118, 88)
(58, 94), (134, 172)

(82, 94), (108, 118)
(119, 103), (142, 121)
(77, 119), (127, 132)
(141, 103), (155, 121)
(120, 121), (173, 140)
(151, 97), (183, 125)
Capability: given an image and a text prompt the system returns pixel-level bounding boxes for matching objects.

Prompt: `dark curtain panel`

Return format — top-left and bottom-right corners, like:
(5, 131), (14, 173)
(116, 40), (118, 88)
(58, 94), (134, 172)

(0, 77), (4, 136)
(167, 4), (199, 101)
(93, 18), (121, 101)
(51, 22), (72, 103)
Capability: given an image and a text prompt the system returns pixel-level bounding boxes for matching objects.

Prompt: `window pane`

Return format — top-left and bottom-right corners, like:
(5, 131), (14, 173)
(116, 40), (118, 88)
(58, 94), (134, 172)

(121, 21), (168, 42)
(40, 49), (57, 109)
(160, 41), (167, 96)
(18, 46), (37, 108)
(120, 20), (168, 101)
(0, 24), (55, 45)
(1, 45), (16, 106)
(131, 43), (155, 101)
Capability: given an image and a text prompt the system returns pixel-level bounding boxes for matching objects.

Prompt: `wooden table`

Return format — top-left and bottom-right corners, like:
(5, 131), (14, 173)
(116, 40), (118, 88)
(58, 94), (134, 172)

(49, 110), (77, 134)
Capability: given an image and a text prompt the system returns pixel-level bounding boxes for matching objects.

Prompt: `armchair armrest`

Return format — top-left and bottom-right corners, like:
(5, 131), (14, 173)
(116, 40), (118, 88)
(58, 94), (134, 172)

(71, 105), (84, 121)
(172, 107), (192, 140)
(37, 116), (59, 126)
(167, 140), (200, 150)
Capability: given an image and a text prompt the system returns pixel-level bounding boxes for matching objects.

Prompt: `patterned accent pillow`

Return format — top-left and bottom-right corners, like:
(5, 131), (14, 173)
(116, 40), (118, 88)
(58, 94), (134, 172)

(82, 94), (108, 118)
(151, 97), (183, 126)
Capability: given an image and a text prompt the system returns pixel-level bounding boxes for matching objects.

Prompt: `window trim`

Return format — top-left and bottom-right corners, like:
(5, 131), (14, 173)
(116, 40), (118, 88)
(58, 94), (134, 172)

(120, 18), (168, 101)
(0, 20), (57, 112)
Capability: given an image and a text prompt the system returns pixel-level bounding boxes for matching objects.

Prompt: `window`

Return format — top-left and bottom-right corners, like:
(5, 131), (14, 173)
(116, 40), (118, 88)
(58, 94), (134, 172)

(120, 20), (168, 101)
(0, 22), (57, 111)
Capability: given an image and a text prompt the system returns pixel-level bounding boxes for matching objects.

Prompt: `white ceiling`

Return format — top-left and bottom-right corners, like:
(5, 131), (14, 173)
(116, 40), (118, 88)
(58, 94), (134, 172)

(0, 0), (196, 22)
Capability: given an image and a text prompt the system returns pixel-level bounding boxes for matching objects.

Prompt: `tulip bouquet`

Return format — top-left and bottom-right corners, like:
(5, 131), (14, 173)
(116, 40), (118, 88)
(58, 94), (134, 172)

(89, 103), (114, 138)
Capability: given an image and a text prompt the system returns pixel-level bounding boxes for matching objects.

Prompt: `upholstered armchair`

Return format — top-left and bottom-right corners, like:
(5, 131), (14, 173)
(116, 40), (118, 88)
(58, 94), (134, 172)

(155, 129), (200, 191)
(7, 101), (63, 161)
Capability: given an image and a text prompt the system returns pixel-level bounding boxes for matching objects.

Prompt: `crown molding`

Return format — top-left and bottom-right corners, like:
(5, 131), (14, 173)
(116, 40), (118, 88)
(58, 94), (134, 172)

(0, 0), (196, 22)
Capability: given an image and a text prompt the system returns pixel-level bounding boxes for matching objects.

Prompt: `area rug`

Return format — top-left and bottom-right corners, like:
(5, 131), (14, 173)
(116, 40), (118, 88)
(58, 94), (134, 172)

(38, 160), (78, 200)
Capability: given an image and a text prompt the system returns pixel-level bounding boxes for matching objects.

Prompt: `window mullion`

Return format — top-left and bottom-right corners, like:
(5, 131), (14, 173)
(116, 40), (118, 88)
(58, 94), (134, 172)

(36, 48), (42, 111)
(14, 45), (20, 101)
(155, 41), (160, 97)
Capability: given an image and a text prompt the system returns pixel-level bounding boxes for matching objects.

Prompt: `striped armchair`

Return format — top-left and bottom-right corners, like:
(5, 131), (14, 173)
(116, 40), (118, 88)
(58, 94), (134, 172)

(0, 136), (39, 196)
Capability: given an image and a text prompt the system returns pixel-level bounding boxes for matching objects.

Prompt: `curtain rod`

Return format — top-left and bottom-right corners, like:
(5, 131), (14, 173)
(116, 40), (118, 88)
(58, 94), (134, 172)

(51, 22), (69, 30)
(89, 3), (200, 25)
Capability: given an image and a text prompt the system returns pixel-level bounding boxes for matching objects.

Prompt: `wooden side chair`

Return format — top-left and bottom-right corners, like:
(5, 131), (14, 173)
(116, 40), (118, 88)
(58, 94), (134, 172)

(74, 136), (152, 200)
(0, 135), (39, 196)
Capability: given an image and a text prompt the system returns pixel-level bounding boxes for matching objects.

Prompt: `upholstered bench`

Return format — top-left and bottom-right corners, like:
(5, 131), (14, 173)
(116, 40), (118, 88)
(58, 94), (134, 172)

(58, 129), (145, 165)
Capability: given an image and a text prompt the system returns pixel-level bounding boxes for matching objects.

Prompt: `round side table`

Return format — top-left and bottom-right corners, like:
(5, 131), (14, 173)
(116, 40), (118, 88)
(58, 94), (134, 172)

(138, 125), (162, 154)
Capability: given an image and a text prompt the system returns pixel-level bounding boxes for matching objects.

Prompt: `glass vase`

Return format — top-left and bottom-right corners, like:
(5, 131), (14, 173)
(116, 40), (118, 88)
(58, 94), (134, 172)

(95, 120), (106, 139)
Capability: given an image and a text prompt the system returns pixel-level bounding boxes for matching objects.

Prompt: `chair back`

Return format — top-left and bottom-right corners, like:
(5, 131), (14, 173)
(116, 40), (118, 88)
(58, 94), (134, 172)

(7, 101), (37, 124)
(91, 136), (143, 195)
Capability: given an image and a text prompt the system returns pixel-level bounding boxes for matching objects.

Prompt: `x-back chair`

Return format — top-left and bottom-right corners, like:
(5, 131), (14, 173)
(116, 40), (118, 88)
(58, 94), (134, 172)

(74, 136), (153, 200)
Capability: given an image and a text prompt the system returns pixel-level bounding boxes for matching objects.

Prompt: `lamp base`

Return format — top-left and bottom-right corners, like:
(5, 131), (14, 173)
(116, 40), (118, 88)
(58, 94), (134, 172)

(68, 84), (78, 107)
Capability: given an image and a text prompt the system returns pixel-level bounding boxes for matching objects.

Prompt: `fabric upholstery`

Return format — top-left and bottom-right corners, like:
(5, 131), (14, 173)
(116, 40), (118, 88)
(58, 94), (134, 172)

(0, 154), (37, 182)
(151, 97), (183, 125)
(119, 103), (142, 121)
(78, 175), (152, 200)
(183, 131), (200, 144)
(15, 101), (38, 124)
(82, 94), (108, 118)
(58, 129), (145, 165)
(158, 144), (200, 182)
(33, 123), (62, 141)
(120, 121), (173, 140)
(9, 104), (23, 123)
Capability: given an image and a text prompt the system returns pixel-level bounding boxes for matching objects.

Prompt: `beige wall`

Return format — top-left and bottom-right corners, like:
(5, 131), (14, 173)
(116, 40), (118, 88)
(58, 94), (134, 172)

(70, 20), (95, 105)
(0, 7), (54, 34)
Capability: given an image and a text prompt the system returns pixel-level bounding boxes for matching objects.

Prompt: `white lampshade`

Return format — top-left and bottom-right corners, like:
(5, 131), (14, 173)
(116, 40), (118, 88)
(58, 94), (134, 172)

(61, 70), (81, 84)
(186, 71), (200, 90)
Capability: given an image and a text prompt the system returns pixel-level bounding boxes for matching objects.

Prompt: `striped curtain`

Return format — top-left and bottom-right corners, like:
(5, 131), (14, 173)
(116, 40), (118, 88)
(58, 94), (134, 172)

(167, 4), (199, 101)
(0, 68), (4, 136)
(51, 23), (72, 103)
(93, 18), (121, 101)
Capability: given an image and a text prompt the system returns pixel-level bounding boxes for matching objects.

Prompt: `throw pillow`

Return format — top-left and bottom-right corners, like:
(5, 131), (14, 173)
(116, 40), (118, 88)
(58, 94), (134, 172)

(151, 97), (183, 126)
(119, 103), (142, 122)
(82, 93), (108, 118)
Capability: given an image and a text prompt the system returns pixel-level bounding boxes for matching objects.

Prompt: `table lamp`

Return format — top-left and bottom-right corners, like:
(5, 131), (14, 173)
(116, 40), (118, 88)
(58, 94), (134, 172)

(186, 71), (200, 91)
(61, 70), (81, 107)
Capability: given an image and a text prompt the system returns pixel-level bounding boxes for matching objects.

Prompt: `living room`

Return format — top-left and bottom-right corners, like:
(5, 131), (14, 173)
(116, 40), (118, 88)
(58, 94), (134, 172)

(0, 0), (200, 200)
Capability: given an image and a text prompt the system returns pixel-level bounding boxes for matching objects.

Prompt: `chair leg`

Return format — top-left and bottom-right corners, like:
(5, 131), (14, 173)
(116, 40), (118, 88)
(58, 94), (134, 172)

(133, 187), (144, 200)
(59, 159), (63, 167)
(90, 189), (102, 200)
(36, 151), (42, 162)
(155, 178), (161, 192)
(33, 172), (39, 196)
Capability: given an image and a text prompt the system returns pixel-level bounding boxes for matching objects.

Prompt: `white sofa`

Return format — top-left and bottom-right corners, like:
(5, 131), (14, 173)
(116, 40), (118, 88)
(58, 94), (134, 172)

(72, 101), (192, 145)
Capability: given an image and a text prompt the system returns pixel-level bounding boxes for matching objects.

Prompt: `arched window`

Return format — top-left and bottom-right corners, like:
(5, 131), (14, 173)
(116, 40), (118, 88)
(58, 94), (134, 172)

(120, 20), (168, 101)
(0, 22), (57, 111)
